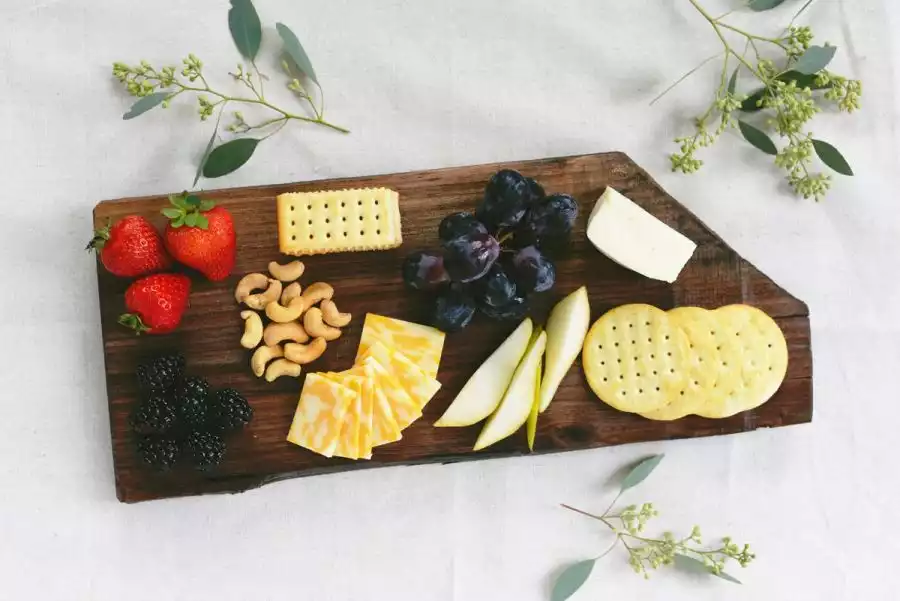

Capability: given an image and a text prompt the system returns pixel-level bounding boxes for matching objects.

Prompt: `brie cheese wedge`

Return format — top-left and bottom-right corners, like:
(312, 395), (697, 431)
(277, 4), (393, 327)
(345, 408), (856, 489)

(587, 187), (696, 283)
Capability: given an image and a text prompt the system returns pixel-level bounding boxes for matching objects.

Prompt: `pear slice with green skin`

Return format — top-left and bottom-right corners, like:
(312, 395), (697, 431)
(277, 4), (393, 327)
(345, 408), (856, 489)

(539, 286), (591, 412)
(526, 337), (543, 451)
(474, 329), (547, 451)
(435, 318), (533, 427)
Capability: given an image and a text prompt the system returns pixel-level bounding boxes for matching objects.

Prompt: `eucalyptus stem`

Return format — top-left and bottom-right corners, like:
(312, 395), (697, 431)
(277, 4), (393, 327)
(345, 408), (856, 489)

(666, 0), (862, 201)
(112, 56), (350, 135)
(561, 501), (755, 579)
(179, 82), (348, 133)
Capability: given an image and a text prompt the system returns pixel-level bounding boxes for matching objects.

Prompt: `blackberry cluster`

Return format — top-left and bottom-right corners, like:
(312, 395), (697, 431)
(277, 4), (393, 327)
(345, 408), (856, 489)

(131, 354), (252, 471)
(131, 393), (177, 434)
(174, 376), (211, 427)
(186, 431), (227, 470)
(137, 436), (181, 470)
(208, 388), (254, 432)
(136, 353), (185, 396)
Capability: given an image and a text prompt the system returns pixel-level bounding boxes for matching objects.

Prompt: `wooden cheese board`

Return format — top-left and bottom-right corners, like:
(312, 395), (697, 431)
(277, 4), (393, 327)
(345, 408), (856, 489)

(93, 152), (813, 503)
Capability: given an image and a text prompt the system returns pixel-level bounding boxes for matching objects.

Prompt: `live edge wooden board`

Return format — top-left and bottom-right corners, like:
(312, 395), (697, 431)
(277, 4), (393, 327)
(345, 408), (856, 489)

(94, 152), (813, 503)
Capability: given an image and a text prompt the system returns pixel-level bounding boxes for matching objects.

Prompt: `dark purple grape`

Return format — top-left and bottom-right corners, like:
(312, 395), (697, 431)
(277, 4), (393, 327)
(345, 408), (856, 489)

(442, 232), (500, 283)
(438, 212), (487, 242)
(478, 265), (517, 308)
(475, 170), (542, 231)
(402, 251), (450, 290)
(523, 193), (579, 242)
(433, 288), (476, 332)
(511, 246), (556, 293)
(526, 177), (545, 200)
(480, 296), (528, 321)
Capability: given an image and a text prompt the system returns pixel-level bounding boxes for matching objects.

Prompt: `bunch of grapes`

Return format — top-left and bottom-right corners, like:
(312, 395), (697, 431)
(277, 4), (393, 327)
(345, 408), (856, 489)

(402, 169), (578, 332)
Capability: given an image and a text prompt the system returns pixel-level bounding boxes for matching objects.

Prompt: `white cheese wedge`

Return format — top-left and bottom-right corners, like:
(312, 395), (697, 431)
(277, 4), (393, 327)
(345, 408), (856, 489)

(587, 187), (697, 283)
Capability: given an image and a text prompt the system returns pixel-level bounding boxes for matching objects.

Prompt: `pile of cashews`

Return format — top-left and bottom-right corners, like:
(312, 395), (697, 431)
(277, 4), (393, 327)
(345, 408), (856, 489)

(234, 261), (352, 382)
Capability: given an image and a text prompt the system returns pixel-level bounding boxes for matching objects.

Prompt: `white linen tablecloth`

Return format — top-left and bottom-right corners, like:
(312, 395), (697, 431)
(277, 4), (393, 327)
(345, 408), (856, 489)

(1, 0), (897, 599)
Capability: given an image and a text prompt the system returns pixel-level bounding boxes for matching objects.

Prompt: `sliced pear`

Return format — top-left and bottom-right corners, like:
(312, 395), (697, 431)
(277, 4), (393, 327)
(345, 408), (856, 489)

(526, 340), (543, 451)
(474, 329), (547, 451)
(434, 318), (533, 427)
(539, 286), (591, 412)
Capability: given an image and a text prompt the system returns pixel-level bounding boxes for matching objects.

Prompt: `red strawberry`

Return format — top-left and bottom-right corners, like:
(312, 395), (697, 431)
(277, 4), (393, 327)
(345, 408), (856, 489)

(162, 193), (236, 281)
(86, 216), (171, 277)
(119, 273), (191, 335)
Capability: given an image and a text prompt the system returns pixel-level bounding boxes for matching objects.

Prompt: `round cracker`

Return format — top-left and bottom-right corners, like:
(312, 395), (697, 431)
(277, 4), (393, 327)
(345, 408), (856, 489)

(583, 304), (690, 414)
(639, 307), (721, 421)
(693, 305), (788, 418)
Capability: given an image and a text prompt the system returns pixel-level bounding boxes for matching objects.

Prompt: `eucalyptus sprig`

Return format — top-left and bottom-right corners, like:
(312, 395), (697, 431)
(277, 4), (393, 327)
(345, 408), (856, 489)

(112, 0), (348, 186)
(664, 0), (861, 200)
(551, 455), (754, 601)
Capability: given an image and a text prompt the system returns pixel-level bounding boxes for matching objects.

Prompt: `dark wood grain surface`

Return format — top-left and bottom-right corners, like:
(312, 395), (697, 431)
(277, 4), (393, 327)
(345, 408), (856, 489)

(93, 152), (813, 503)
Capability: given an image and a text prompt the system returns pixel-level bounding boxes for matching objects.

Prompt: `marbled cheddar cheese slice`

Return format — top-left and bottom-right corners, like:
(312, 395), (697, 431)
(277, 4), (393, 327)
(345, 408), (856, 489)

(326, 373), (365, 460)
(356, 314), (445, 379)
(342, 363), (401, 449)
(356, 371), (375, 459)
(362, 356), (422, 430)
(359, 341), (441, 411)
(356, 364), (403, 447)
(287, 374), (356, 457)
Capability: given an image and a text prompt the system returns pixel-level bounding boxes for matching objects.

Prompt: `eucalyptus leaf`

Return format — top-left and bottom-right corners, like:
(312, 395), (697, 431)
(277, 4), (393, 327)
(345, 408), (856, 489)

(812, 139), (853, 176)
(740, 89), (766, 113)
(161, 208), (182, 219)
(123, 92), (169, 120)
(228, 0), (262, 61)
(194, 126), (220, 187)
(738, 120), (778, 155)
(551, 559), (595, 601)
(277, 22), (319, 84)
(793, 45), (837, 75)
(620, 454), (664, 493)
(715, 570), (743, 584)
(202, 138), (261, 178)
(748, 0), (786, 11)
(673, 554), (742, 584)
(728, 68), (739, 95)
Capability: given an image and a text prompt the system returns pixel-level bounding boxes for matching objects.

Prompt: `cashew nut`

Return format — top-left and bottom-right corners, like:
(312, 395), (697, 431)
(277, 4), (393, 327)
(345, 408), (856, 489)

(303, 307), (343, 341)
(234, 273), (269, 304)
(268, 260), (306, 282)
(265, 297), (307, 324)
(300, 282), (334, 307)
(264, 321), (310, 346)
(264, 358), (303, 382)
(320, 299), (352, 328)
(250, 344), (284, 377)
(240, 310), (263, 349)
(284, 337), (328, 365)
(280, 282), (302, 306)
(244, 278), (283, 310)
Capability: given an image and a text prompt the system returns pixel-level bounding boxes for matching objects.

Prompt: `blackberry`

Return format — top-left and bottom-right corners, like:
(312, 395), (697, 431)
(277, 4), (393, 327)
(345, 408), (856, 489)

(173, 375), (210, 427)
(185, 431), (226, 469)
(137, 436), (181, 470)
(136, 354), (185, 396)
(208, 388), (253, 432)
(131, 393), (177, 434)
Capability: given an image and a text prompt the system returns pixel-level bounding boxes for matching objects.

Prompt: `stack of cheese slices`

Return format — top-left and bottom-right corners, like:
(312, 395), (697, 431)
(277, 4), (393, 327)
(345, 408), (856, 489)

(287, 314), (444, 459)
